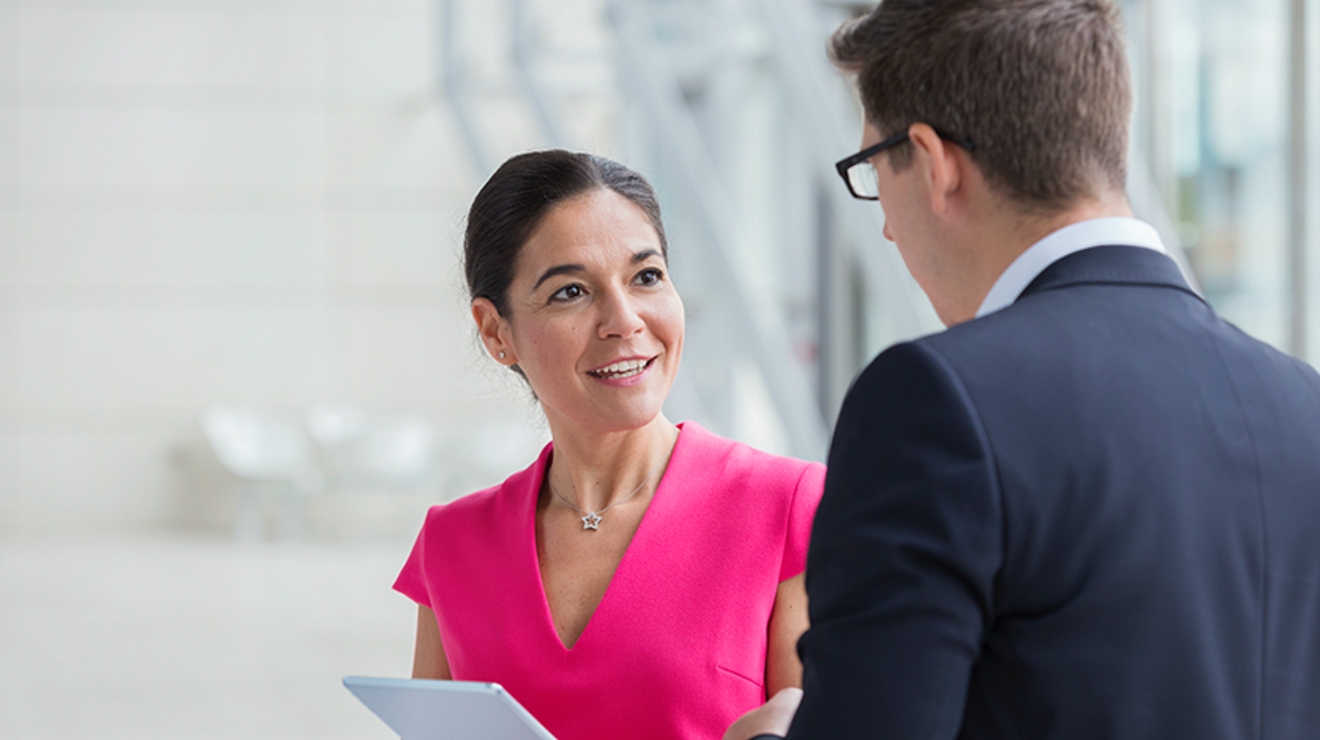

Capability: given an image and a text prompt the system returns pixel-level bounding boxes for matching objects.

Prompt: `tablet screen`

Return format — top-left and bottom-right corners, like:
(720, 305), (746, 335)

(344, 676), (557, 740)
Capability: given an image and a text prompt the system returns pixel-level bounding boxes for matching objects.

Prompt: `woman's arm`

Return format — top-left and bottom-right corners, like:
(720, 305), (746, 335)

(412, 605), (453, 680)
(765, 573), (809, 695)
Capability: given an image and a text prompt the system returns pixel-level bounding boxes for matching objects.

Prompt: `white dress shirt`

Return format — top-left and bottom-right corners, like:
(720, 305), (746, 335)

(975, 217), (1167, 319)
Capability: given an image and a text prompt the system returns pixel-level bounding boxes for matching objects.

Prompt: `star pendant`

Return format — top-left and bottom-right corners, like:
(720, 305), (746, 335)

(581, 512), (602, 531)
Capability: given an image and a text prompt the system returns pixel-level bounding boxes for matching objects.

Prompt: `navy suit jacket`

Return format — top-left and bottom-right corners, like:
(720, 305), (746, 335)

(788, 246), (1320, 739)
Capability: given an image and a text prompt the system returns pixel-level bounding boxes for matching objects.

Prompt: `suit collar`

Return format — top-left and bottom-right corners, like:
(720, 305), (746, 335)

(976, 217), (1166, 317)
(1018, 245), (1202, 303)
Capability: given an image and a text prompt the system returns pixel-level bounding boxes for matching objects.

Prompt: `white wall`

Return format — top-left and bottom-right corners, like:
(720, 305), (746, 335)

(0, 0), (553, 537)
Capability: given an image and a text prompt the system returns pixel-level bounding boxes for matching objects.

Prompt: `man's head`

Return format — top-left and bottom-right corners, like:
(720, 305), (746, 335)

(833, 0), (1131, 211)
(832, 0), (1134, 324)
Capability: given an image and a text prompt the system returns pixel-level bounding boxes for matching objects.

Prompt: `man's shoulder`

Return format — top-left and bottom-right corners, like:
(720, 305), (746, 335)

(852, 282), (1189, 430)
(858, 306), (1053, 397)
(919, 271), (1185, 374)
(885, 277), (1320, 434)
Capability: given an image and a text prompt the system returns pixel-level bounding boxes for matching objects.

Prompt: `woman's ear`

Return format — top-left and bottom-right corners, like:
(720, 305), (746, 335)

(471, 297), (514, 365)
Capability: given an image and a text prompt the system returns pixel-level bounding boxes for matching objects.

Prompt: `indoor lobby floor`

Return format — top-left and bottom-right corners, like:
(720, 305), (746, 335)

(0, 535), (416, 739)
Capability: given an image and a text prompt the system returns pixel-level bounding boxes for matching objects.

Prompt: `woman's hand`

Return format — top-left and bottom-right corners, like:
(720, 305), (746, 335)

(722, 687), (803, 740)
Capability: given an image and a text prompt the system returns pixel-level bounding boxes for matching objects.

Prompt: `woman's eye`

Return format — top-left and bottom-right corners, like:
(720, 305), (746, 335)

(634, 268), (664, 286)
(550, 284), (585, 301)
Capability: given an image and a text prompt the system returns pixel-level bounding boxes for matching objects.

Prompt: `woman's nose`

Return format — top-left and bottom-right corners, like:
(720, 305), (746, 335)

(598, 290), (645, 338)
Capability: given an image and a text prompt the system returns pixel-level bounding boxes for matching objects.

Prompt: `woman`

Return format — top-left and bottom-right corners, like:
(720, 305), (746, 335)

(393, 150), (824, 740)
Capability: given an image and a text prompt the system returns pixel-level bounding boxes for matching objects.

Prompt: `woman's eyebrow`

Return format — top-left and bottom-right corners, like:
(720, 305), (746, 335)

(532, 264), (584, 291)
(533, 250), (661, 290)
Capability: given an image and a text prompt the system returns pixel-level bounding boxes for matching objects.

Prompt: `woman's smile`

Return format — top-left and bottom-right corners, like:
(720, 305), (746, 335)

(587, 356), (658, 385)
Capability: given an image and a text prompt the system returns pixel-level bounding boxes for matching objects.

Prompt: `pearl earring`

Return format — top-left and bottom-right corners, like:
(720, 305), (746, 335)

(498, 351), (506, 360)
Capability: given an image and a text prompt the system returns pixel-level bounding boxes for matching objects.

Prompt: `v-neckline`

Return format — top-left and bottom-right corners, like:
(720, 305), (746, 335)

(527, 424), (686, 653)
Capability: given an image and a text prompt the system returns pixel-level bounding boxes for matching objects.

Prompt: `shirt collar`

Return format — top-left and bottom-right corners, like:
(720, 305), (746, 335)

(975, 217), (1167, 318)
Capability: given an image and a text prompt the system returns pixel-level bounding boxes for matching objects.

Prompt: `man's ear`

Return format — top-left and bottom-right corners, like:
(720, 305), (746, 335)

(908, 123), (962, 215)
(471, 297), (515, 365)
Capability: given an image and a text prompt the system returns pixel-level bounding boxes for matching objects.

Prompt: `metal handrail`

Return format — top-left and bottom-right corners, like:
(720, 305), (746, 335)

(439, 0), (494, 177)
(609, 0), (829, 461)
(755, 0), (941, 345)
(438, 0), (570, 172)
(510, 0), (567, 149)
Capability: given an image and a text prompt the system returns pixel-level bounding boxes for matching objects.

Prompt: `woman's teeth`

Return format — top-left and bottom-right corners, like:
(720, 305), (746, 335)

(590, 359), (650, 379)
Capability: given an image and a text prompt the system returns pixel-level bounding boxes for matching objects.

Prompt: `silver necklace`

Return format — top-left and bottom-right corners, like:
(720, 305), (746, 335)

(548, 448), (672, 532)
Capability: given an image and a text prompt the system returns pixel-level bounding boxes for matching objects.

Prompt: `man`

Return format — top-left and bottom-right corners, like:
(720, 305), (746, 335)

(726, 0), (1320, 738)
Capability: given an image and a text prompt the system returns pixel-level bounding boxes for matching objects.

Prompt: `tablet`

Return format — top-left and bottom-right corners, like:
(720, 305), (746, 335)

(343, 676), (558, 740)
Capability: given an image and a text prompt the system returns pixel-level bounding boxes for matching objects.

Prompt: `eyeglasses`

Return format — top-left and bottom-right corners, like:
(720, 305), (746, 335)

(834, 127), (976, 201)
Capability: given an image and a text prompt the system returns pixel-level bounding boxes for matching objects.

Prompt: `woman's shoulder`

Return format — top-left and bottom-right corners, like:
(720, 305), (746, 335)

(399, 446), (549, 597)
(421, 443), (550, 531)
(422, 482), (500, 528)
(670, 423), (824, 579)
(675, 421), (825, 493)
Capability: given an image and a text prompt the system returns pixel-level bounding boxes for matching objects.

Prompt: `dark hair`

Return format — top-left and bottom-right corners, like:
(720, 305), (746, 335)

(831, 0), (1132, 210)
(464, 150), (668, 317)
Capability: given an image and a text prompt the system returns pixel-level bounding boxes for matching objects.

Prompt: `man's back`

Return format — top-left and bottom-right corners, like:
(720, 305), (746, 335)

(796, 246), (1320, 738)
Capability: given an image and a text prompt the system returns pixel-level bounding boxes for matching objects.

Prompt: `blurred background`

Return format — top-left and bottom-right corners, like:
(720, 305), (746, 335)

(0, 0), (1315, 737)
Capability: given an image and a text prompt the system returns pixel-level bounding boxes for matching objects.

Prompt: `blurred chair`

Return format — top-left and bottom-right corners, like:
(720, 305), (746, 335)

(201, 406), (323, 543)
(307, 405), (441, 495)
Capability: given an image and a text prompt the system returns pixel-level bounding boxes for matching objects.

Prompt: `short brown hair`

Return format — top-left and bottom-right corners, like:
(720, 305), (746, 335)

(831, 0), (1132, 210)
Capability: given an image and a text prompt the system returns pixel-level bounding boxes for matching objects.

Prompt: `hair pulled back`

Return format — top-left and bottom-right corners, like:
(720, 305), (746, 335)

(464, 150), (668, 317)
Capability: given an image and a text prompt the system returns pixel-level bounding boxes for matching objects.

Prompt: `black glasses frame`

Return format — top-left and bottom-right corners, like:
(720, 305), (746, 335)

(834, 127), (976, 201)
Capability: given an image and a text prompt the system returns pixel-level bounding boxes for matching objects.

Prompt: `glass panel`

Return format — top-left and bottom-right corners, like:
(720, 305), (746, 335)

(1129, 0), (1293, 350)
(1306, 0), (1320, 360)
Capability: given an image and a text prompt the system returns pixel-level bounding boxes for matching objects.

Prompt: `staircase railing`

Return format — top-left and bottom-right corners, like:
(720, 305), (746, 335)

(608, 0), (830, 460)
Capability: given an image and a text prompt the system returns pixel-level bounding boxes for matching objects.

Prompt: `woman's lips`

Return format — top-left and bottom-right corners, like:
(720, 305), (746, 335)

(588, 357), (656, 381)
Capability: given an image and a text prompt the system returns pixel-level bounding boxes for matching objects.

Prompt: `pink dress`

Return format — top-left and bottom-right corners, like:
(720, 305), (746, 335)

(394, 422), (824, 740)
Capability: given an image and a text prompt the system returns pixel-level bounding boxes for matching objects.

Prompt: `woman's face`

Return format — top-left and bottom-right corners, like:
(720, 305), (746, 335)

(477, 188), (685, 434)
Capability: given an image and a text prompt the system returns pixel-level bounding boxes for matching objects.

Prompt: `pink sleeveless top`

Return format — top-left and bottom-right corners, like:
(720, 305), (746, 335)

(394, 422), (824, 740)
